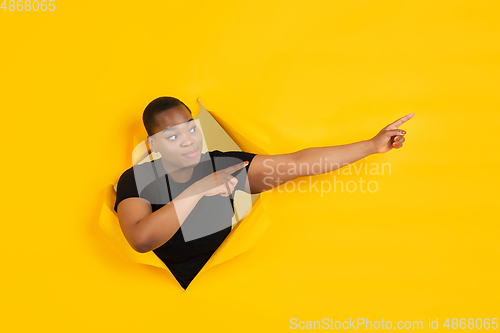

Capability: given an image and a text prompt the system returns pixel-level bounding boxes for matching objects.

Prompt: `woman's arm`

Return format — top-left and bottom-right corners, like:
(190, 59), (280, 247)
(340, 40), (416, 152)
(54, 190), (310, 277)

(117, 162), (247, 253)
(247, 113), (415, 193)
(117, 188), (203, 253)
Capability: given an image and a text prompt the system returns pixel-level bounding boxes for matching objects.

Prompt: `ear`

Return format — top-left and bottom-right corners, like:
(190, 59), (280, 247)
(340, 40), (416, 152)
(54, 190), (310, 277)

(147, 136), (157, 153)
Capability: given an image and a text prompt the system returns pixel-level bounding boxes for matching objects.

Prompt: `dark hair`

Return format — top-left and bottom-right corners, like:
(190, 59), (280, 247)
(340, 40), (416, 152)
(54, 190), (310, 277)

(143, 96), (192, 136)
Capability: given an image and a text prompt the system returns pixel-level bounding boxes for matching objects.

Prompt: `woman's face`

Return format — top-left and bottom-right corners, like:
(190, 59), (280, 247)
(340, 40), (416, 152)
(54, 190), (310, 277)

(148, 105), (203, 171)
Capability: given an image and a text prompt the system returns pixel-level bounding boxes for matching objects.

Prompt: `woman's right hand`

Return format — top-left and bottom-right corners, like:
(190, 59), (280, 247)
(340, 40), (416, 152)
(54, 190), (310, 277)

(193, 161), (248, 197)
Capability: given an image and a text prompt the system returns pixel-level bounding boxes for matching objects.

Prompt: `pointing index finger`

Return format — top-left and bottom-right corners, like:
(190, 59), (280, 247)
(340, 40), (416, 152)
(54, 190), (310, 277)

(386, 113), (415, 130)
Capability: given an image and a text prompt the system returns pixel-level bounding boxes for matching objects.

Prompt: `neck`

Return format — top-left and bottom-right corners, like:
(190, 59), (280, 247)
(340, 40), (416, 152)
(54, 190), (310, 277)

(161, 159), (195, 183)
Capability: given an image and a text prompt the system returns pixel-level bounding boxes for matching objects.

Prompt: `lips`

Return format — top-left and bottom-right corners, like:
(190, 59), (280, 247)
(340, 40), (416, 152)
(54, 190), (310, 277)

(182, 147), (199, 158)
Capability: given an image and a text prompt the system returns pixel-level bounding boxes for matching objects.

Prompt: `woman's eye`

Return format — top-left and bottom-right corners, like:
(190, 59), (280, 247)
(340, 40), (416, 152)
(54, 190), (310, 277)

(190, 126), (197, 132)
(167, 135), (177, 140)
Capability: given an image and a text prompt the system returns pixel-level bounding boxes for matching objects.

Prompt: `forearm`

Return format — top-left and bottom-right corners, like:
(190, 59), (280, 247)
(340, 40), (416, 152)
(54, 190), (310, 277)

(294, 140), (377, 177)
(135, 186), (204, 253)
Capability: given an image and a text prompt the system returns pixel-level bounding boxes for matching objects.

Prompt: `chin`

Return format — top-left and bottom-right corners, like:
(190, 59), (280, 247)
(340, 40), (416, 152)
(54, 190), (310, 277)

(180, 154), (201, 167)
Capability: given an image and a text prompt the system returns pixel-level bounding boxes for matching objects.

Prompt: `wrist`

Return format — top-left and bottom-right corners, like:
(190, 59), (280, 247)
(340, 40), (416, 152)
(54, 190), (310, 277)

(365, 139), (378, 155)
(179, 183), (205, 202)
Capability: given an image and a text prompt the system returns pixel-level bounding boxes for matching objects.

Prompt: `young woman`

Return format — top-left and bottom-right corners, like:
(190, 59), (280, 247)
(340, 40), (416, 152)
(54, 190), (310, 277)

(114, 96), (414, 289)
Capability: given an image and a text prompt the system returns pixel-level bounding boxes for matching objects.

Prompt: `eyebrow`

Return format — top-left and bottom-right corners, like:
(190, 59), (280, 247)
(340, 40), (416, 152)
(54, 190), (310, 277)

(161, 118), (195, 133)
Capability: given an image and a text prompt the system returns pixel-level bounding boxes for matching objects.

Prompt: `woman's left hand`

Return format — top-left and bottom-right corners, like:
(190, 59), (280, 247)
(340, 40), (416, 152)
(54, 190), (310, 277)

(370, 113), (415, 154)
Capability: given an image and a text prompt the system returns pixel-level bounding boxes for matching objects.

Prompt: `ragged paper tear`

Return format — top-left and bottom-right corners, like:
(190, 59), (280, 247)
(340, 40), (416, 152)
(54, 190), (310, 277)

(100, 100), (271, 282)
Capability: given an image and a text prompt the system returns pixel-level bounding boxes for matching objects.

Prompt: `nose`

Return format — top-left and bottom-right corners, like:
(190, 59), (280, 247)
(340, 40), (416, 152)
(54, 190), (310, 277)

(179, 134), (193, 147)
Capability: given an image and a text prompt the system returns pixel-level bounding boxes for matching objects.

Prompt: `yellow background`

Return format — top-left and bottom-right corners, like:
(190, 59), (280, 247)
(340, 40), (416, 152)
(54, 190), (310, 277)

(1, 0), (499, 331)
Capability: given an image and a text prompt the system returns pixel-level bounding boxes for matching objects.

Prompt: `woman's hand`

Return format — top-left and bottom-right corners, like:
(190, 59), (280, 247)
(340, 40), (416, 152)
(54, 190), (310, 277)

(370, 113), (415, 154)
(192, 161), (248, 197)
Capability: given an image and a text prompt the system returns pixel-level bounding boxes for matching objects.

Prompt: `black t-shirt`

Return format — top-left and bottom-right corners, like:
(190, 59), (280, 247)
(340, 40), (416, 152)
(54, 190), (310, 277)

(114, 150), (257, 289)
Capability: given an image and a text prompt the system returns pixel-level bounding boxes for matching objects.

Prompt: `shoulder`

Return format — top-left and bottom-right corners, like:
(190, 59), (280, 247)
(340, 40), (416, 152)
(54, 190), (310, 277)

(208, 149), (224, 158)
(208, 149), (257, 174)
(114, 160), (159, 213)
(116, 159), (160, 189)
(208, 150), (257, 161)
(117, 165), (135, 182)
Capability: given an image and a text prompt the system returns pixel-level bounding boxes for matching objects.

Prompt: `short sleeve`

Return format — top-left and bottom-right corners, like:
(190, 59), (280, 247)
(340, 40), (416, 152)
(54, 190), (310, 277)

(114, 168), (140, 213)
(209, 150), (257, 193)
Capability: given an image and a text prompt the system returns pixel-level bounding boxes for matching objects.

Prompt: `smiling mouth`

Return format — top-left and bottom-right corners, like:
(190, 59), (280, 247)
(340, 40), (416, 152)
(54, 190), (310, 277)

(182, 147), (199, 158)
